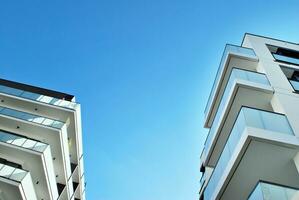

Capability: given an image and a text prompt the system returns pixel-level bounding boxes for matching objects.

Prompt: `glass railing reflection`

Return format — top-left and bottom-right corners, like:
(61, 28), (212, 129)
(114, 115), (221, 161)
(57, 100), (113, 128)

(0, 163), (28, 182)
(0, 106), (64, 129)
(204, 45), (257, 117)
(0, 130), (48, 152)
(0, 85), (78, 110)
(204, 107), (293, 200)
(248, 181), (299, 200)
(290, 80), (299, 92)
(204, 68), (270, 161)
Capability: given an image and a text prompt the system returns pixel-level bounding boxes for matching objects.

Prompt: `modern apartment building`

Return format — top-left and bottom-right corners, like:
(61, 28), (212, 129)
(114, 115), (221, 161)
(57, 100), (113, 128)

(0, 79), (85, 200)
(199, 34), (299, 200)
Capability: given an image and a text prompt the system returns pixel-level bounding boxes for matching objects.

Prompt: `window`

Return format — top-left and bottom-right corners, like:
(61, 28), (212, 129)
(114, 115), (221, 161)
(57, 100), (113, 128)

(268, 44), (299, 66)
(280, 65), (299, 92)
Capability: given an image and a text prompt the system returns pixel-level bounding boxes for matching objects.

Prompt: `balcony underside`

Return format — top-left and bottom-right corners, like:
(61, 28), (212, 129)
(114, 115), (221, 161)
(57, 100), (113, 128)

(215, 129), (299, 200)
(205, 82), (273, 167)
(0, 180), (23, 200)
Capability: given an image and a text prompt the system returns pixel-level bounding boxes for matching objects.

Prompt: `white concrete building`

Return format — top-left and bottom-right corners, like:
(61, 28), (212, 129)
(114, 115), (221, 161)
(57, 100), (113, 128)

(199, 34), (299, 200)
(0, 79), (85, 200)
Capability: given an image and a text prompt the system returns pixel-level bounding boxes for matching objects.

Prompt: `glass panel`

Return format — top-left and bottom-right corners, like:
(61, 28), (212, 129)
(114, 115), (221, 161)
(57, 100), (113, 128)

(22, 140), (37, 149)
(290, 80), (299, 91)
(249, 182), (299, 200)
(33, 142), (48, 152)
(247, 72), (269, 85)
(9, 168), (27, 181)
(59, 100), (71, 107)
(32, 116), (45, 124)
(20, 91), (41, 100)
(0, 165), (15, 178)
(234, 68), (247, 80)
(1, 108), (20, 118)
(52, 121), (64, 128)
(248, 183), (264, 200)
(20, 113), (35, 122)
(39, 96), (53, 103)
(260, 111), (293, 134)
(285, 189), (298, 199)
(262, 182), (287, 200)
(0, 132), (17, 143)
(11, 137), (26, 146)
(0, 85), (5, 92)
(42, 118), (54, 126)
(1, 86), (23, 96)
(50, 98), (61, 105)
(243, 107), (264, 128)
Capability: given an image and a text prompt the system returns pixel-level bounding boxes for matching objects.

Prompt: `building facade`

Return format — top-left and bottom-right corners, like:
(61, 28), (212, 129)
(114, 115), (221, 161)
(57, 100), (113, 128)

(199, 34), (299, 200)
(0, 79), (85, 200)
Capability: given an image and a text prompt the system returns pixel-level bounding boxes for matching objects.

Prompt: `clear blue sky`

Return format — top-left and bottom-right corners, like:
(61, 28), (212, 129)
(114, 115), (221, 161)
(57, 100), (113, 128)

(0, 0), (298, 199)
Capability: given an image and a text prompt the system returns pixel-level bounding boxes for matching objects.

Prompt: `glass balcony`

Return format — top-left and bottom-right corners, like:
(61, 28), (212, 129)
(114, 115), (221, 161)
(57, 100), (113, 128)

(204, 45), (257, 118)
(248, 181), (299, 200)
(289, 80), (299, 92)
(0, 84), (78, 110)
(0, 106), (65, 129)
(0, 162), (28, 182)
(203, 68), (270, 162)
(273, 53), (299, 66)
(0, 130), (48, 152)
(204, 107), (293, 200)
(200, 173), (205, 187)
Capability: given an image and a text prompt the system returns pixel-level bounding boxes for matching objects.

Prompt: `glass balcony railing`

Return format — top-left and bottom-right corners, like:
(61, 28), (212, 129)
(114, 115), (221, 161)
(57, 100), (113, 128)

(248, 181), (299, 200)
(0, 130), (48, 152)
(200, 173), (205, 187)
(204, 45), (257, 117)
(203, 68), (270, 161)
(0, 162), (28, 182)
(273, 53), (299, 66)
(0, 85), (78, 110)
(289, 80), (299, 92)
(204, 107), (293, 200)
(0, 106), (64, 129)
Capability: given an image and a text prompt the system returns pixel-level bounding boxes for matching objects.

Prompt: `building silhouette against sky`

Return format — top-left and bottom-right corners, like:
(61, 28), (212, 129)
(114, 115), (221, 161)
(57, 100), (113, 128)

(0, 79), (85, 200)
(199, 34), (299, 199)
